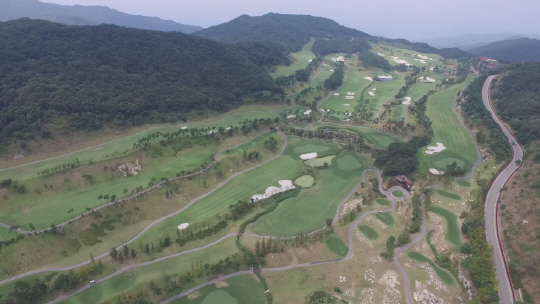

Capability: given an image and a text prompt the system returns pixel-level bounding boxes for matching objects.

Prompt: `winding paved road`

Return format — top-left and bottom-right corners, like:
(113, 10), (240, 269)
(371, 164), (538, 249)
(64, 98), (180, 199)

(483, 75), (522, 304)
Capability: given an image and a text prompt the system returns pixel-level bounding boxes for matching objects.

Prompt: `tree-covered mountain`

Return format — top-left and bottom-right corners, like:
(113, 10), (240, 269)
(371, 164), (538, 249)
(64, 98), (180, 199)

(468, 38), (540, 62)
(194, 13), (469, 58)
(0, 19), (284, 140)
(0, 0), (202, 33)
(492, 62), (540, 144)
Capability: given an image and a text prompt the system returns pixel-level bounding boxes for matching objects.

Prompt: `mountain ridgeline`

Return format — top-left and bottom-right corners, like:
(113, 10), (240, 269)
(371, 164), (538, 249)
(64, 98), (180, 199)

(0, 0), (202, 33)
(468, 37), (540, 62)
(195, 13), (469, 59)
(0, 19), (284, 141)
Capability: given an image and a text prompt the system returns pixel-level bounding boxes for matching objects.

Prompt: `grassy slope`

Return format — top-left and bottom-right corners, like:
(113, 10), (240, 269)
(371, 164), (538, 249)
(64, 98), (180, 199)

(311, 122), (401, 149)
(271, 38), (316, 78)
(420, 74), (477, 172)
(319, 68), (374, 115)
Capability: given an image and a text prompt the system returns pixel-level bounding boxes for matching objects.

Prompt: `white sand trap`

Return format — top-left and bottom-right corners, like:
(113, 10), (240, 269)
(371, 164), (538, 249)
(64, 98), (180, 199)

(368, 91), (375, 96)
(209, 131), (215, 134)
(308, 59), (313, 62)
(365, 77), (374, 81)
(330, 69), (334, 72)
(226, 126), (231, 130)
(181, 126), (187, 130)
(178, 223), (189, 230)
(402, 96), (411, 105)
(300, 152), (317, 160)
(343, 104), (350, 106)
(429, 168), (445, 175)
(345, 96), (354, 99)
(377, 52), (385, 56)
(334, 93), (340, 96)
(251, 180), (296, 202)
(420, 76), (436, 83)
(429, 67), (434, 71)
(372, 88), (377, 91)
(304, 109), (312, 115)
(346, 92), (356, 95)
(287, 115), (296, 118)
(343, 119), (351, 121)
(425, 142), (446, 154)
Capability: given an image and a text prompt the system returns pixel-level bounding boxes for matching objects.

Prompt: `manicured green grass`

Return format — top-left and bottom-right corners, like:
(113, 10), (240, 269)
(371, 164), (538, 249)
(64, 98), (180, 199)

(319, 68), (374, 115)
(392, 105), (404, 121)
(456, 180), (471, 187)
(304, 155), (335, 167)
(375, 212), (395, 225)
(429, 206), (461, 245)
(358, 225), (379, 240)
(407, 251), (455, 285)
(324, 233), (348, 257)
(171, 275), (265, 304)
(251, 150), (371, 236)
(294, 175), (315, 188)
(371, 44), (443, 68)
(312, 122), (401, 149)
(437, 190), (461, 200)
(392, 190), (404, 197)
(376, 198), (391, 206)
(57, 238), (241, 304)
(422, 74), (477, 173)
(271, 38), (316, 78)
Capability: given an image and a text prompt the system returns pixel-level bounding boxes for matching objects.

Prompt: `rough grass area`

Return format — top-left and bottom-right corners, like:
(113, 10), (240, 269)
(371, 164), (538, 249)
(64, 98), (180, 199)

(429, 206), (461, 245)
(312, 122), (401, 150)
(57, 239), (241, 304)
(437, 190), (461, 200)
(376, 198), (391, 206)
(358, 225), (379, 240)
(170, 274), (265, 304)
(325, 233), (348, 257)
(375, 212), (395, 226)
(271, 38), (315, 78)
(251, 149), (371, 236)
(407, 251), (455, 286)
(295, 175), (315, 188)
(422, 74), (477, 173)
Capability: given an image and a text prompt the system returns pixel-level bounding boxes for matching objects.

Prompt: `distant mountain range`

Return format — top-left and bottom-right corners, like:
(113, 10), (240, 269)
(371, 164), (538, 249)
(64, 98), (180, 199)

(194, 13), (468, 59)
(0, 0), (202, 33)
(468, 38), (540, 62)
(418, 33), (540, 50)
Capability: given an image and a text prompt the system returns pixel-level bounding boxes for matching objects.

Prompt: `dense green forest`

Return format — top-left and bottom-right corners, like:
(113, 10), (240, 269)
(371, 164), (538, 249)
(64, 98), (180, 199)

(195, 13), (467, 59)
(468, 38), (540, 62)
(0, 19), (285, 140)
(358, 51), (392, 71)
(492, 62), (540, 144)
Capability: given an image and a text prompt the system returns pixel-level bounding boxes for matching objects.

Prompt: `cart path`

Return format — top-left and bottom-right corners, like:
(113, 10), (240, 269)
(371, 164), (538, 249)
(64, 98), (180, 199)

(0, 130), (283, 234)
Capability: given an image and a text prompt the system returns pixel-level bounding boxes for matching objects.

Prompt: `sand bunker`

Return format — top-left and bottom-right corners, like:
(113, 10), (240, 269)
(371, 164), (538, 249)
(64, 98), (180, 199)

(368, 91), (375, 96)
(300, 152), (318, 160)
(287, 115), (296, 118)
(226, 126), (231, 130)
(365, 77), (374, 81)
(343, 104), (350, 106)
(332, 56), (345, 62)
(181, 126), (187, 130)
(330, 69), (334, 72)
(178, 223), (189, 230)
(345, 96), (354, 99)
(390, 56), (412, 66)
(420, 76), (436, 83)
(308, 59), (313, 62)
(429, 168), (445, 175)
(347, 92), (356, 95)
(251, 180), (296, 202)
(402, 97), (412, 105)
(425, 142), (446, 154)
(372, 88), (377, 91)
(414, 59), (427, 64)
(377, 52), (385, 56)
(304, 109), (312, 115)
(334, 93), (340, 96)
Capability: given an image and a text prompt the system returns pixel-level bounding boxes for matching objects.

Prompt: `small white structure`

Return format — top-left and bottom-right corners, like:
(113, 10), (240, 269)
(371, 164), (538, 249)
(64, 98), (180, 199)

(304, 109), (312, 115)
(251, 180), (296, 202)
(425, 143), (446, 154)
(180, 126), (187, 130)
(178, 223), (189, 230)
(300, 152), (317, 160)
(429, 168), (444, 175)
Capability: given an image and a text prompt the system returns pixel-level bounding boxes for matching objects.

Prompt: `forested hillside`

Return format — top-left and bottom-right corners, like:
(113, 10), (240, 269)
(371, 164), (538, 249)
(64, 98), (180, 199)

(0, 19), (284, 141)
(0, 0), (202, 33)
(195, 13), (469, 59)
(492, 62), (540, 144)
(468, 38), (540, 62)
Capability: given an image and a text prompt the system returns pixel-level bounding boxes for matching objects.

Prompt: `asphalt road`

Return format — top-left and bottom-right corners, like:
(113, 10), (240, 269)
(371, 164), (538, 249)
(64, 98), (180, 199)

(483, 75), (523, 304)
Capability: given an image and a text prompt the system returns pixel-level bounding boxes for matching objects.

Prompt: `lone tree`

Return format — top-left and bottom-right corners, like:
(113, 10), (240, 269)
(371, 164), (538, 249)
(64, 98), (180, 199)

(325, 218), (333, 227)
(109, 248), (118, 260)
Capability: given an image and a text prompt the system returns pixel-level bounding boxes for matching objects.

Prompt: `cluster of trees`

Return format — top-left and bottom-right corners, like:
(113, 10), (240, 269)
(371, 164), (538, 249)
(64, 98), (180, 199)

(380, 236), (396, 260)
(409, 95), (433, 134)
(229, 200), (256, 220)
(395, 72), (420, 99)
(359, 51), (392, 71)
(285, 126), (370, 153)
(0, 19), (284, 141)
(375, 136), (430, 176)
(324, 63), (345, 90)
(492, 62), (540, 144)
(174, 220), (228, 247)
(263, 136), (278, 151)
(109, 244), (137, 262)
(254, 237), (279, 257)
(461, 75), (511, 160)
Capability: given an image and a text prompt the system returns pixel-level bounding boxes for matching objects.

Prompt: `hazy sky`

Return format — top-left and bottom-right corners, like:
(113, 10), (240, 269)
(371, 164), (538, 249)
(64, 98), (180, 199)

(41, 0), (540, 40)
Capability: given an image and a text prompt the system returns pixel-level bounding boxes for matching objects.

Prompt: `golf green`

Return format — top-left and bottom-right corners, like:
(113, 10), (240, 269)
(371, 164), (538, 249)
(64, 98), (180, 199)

(201, 290), (238, 304)
(304, 155), (335, 167)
